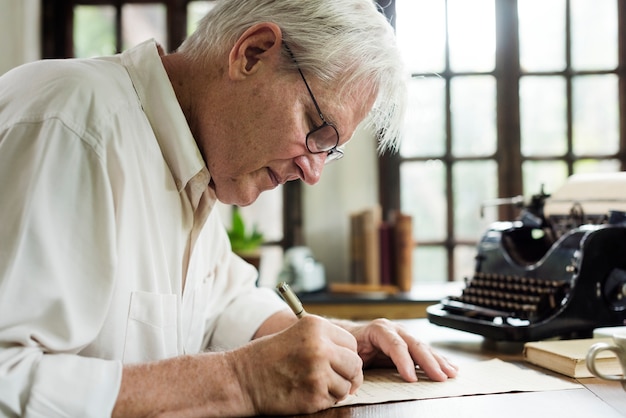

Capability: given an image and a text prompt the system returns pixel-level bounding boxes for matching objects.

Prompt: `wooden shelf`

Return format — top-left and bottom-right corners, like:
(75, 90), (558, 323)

(298, 282), (462, 320)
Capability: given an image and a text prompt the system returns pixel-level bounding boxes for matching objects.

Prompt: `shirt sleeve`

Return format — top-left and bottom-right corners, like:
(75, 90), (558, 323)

(24, 353), (121, 418)
(0, 119), (122, 417)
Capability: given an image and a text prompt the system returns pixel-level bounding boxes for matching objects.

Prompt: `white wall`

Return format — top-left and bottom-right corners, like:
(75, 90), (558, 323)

(0, 1), (378, 285)
(304, 125), (379, 283)
(0, 0), (40, 75)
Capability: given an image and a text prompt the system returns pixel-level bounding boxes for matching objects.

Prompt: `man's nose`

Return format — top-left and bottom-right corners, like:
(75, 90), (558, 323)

(295, 153), (326, 185)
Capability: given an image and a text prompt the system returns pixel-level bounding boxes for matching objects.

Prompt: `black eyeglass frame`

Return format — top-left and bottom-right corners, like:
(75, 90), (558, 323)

(284, 44), (344, 164)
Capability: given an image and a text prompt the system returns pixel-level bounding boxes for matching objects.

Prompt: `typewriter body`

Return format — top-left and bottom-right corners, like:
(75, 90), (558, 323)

(427, 173), (626, 341)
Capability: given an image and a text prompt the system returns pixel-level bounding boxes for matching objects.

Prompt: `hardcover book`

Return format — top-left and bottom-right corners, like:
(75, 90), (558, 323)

(523, 337), (623, 378)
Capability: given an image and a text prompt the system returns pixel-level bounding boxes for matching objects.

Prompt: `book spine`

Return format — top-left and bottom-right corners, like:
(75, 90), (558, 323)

(349, 212), (364, 284)
(379, 221), (393, 285)
(392, 212), (414, 292)
(362, 206), (382, 286)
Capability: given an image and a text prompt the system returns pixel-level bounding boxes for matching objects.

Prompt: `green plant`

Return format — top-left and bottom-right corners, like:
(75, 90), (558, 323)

(227, 207), (264, 254)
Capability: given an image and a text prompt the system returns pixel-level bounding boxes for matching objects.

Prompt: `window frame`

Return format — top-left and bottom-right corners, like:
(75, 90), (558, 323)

(42, 0), (188, 57)
(379, 0), (626, 282)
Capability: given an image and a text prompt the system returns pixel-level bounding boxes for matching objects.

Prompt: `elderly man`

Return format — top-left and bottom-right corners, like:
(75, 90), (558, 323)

(0, 0), (457, 416)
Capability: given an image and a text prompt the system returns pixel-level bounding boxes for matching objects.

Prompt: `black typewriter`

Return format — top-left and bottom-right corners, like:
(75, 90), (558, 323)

(427, 173), (626, 341)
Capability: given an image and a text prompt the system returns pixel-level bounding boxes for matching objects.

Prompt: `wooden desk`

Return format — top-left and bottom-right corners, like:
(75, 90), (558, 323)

(290, 319), (626, 418)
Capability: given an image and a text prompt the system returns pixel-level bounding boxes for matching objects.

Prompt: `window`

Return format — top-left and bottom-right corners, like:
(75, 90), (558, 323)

(381, 0), (626, 283)
(42, 0), (188, 58)
(70, 0), (215, 57)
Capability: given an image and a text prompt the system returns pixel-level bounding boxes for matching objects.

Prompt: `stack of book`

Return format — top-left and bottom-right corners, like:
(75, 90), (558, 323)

(347, 206), (414, 293)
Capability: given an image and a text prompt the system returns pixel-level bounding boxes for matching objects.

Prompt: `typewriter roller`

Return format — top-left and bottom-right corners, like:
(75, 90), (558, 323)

(427, 173), (626, 341)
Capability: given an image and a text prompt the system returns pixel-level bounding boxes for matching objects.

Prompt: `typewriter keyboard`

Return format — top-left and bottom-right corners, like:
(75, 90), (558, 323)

(442, 272), (571, 322)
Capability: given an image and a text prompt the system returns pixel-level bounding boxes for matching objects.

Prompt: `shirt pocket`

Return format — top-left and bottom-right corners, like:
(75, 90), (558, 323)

(123, 291), (179, 363)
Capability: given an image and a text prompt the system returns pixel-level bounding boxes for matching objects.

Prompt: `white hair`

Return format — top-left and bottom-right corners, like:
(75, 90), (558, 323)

(178, 0), (406, 152)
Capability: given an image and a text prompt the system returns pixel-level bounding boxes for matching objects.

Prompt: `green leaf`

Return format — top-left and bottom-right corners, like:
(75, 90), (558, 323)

(227, 207), (264, 253)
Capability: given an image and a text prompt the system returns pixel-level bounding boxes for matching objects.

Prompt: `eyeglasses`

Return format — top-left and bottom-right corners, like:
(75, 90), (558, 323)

(284, 44), (344, 164)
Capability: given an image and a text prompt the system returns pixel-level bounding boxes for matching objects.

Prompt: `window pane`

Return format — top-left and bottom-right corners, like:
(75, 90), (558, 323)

(572, 75), (619, 155)
(396, 0), (446, 74)
(453, 161), (497, 241)
(518, 0), (566, 72)
(573, 159), (621, 174)
(454, 245), (477, 282)
(520, 76), (567, 156)
(74, 5), (116, 58)
(522, 161), (568, 197)
(451, 76), (496, 157)
(415, 246), (447, 283)
(571, 0), (618, 71)
(187, 1), (215, 35)
(448, 0), (495, 72)
(122, 4), (167, 51)
(400, 160), (446, 241)
(400, 77), (446, 157)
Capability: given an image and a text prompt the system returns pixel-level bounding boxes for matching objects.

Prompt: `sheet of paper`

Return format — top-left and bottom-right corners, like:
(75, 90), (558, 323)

(335, 358), (581, 407)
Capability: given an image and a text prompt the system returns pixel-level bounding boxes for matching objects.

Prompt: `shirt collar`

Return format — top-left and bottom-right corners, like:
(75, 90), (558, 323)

(120, 39), (210, 196)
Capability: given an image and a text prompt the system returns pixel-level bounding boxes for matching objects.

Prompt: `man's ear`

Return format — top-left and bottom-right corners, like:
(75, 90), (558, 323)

(228, 22), (283, 80)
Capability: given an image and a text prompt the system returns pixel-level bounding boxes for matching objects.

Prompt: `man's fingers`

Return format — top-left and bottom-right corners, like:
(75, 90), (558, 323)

(369, 325), (418, 382)
(298, 316), (363, 400)
(327, 364), (363, 401)
(329, 345), (364, 396)
(357, 320), (459, 383)
(401, 329), (458, 381)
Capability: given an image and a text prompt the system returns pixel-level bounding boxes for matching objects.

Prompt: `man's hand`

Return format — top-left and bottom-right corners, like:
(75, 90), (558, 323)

(342, 318), (459, 382)
(228, 315), (364, 416)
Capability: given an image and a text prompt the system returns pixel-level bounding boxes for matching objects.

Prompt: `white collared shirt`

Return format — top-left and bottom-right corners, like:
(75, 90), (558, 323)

(0, 40), (284, 417)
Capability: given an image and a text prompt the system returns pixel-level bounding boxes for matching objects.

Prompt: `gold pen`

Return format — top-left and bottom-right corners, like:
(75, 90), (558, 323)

(276, 282), (307, 318)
